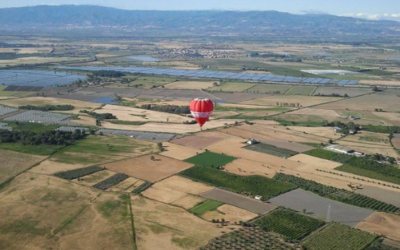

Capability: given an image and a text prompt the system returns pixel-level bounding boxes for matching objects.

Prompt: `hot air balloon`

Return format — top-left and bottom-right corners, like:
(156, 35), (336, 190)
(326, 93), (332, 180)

(190, 98), (214, 129)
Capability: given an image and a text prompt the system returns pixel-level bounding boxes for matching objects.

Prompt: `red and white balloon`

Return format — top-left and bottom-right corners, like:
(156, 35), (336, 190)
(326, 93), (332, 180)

(190, 98), (214, 128)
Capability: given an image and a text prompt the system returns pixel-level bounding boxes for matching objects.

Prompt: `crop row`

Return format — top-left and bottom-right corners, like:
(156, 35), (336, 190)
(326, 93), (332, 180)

(246, 143), (298, 158)
(274, 173), (400, 214)
(200, 226), (302, 250)
(274, 173), (400, 213)
(54, 166), (104, 180)
(253, 209), (325, 241)
(131, 182), (152, 194)
(93, 173), (129, 190)
(180, 166), (295, 200)
(304, 223), (377, 250)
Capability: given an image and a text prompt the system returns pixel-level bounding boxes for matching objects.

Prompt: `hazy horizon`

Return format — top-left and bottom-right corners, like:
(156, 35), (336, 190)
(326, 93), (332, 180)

(1, 0), (400, 21)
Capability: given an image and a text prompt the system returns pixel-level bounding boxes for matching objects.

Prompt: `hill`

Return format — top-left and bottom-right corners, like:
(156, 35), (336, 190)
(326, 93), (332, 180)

(0, 5), (399, 38)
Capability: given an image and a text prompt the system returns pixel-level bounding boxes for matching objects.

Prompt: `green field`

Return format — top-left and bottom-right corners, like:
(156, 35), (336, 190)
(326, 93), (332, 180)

(337, 164), (400, 186)
(304, 149), (340, 160)
(247, 84), (293, 94)
(184, 151), (237, 168)
(189, 200), (224, 216)
(50, 135), (155, 165)
(254, 209), (325, 240)
(209, 82), (256, 92)
(7, 122), (60, 133)
(180, 166), (295, 200)
(285, 85), (317, 96)
(0, 142), (63, 155)
(304, 223), (376, 250)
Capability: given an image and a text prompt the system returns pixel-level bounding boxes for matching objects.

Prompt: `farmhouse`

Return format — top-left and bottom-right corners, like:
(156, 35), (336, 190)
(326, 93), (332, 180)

(334, 127), (343, 133)
(247, 139), (259, 145)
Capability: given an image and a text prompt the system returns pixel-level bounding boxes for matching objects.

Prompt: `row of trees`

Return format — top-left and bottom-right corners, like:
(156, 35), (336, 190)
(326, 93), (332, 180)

(80, 110), (117, 120)
(0, 129), (86, 146)
(139, 104), (191, 115)
(19, 105), (74, 111)
(92, 70), (125, 78)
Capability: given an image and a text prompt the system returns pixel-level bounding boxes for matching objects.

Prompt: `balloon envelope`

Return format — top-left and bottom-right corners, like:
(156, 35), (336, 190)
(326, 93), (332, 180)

(190, 98), (214, 127)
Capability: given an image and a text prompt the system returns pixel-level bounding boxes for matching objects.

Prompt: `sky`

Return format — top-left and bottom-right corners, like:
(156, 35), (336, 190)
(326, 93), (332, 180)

(1, 0), (400, 21)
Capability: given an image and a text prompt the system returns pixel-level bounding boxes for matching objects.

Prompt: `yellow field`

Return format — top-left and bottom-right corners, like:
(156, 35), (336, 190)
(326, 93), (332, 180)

(202, 204), (258, 224)
(164, 81), (216, 90)
(242, 95), (342, 107)
(97, 104), (188, 123)
(131, 196), (226, 250)
(0, 97), (101, 115)
(160, 142), (205, 160)
(0, 149), (45, 183)
(357, 212), (400, 241)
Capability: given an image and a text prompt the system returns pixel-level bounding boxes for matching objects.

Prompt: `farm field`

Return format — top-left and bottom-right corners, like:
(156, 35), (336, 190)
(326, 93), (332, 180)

(288, 108), (341, 118)
(313, 87), (372, 97)
(96, 104), (188, 123)
(181, 166), (296, 201)
(0, 173), (100, 250)
(221, 124), (336, 144)
(189, 200), (224, 216)
(285, 85), (316, 95)
(254, 209), (325, 240)
(171, 135), (225, 149)
(209, 82), (256, 92)
(164, 81), (215, 90)
(102, 154), (192, 182)
(201, 204), (258, 224)
(315, 92), (400, 112)
(53, 192), (134, 250)
(356, 212), (400, 241)
(247, 83), (293, 94)
(0, 97), (101, 114)
(245, 143), (299, 158)
(132, 76), (175, 88)
(274, 174), (400, 214)
(268, 189), (374, 226)
(130, 196), (225, 250)
(256, 139), (314, 152)
(200, 227), (302, 250)
(289, 154), (342, 169)
(184, 151), (237, 168)
(200, 188), (277, 214)
(0, 149), (45, 184)
(223, 158), (277, 177)
(160, 142), (204, 160)
(304, 223), (377, 250)
(356, 185), (400, 207)
(109, 176), (144, 192)
(242, 95), (342, 107)
(50, 135), (157, 165)
(393, 137), (400, 149)
(336, 163), (400, 186)
(102, 119), (237, 134)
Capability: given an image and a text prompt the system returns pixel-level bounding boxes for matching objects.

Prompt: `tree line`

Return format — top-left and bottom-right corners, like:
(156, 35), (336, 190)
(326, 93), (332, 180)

(19, 105), (74, 111)
(139, 104), (191, 114)
(0, 129), (86, 146)
(80, 110), (117, 120)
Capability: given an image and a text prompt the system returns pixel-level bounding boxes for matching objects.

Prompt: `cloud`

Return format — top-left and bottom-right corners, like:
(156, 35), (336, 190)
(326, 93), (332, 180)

(300, 10), (329, 15)
(341, 13), (400, 21)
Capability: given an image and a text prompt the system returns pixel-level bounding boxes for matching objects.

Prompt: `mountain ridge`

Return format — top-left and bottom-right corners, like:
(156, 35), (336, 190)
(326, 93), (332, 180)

(0, 5), (399, 37)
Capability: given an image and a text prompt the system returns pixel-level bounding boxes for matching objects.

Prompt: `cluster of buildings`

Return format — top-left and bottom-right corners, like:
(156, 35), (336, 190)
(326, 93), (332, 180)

(154, 48), (239, 59)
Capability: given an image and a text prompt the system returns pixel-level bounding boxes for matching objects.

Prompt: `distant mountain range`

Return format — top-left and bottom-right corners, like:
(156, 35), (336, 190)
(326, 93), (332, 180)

(0, 5), (399, 38)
